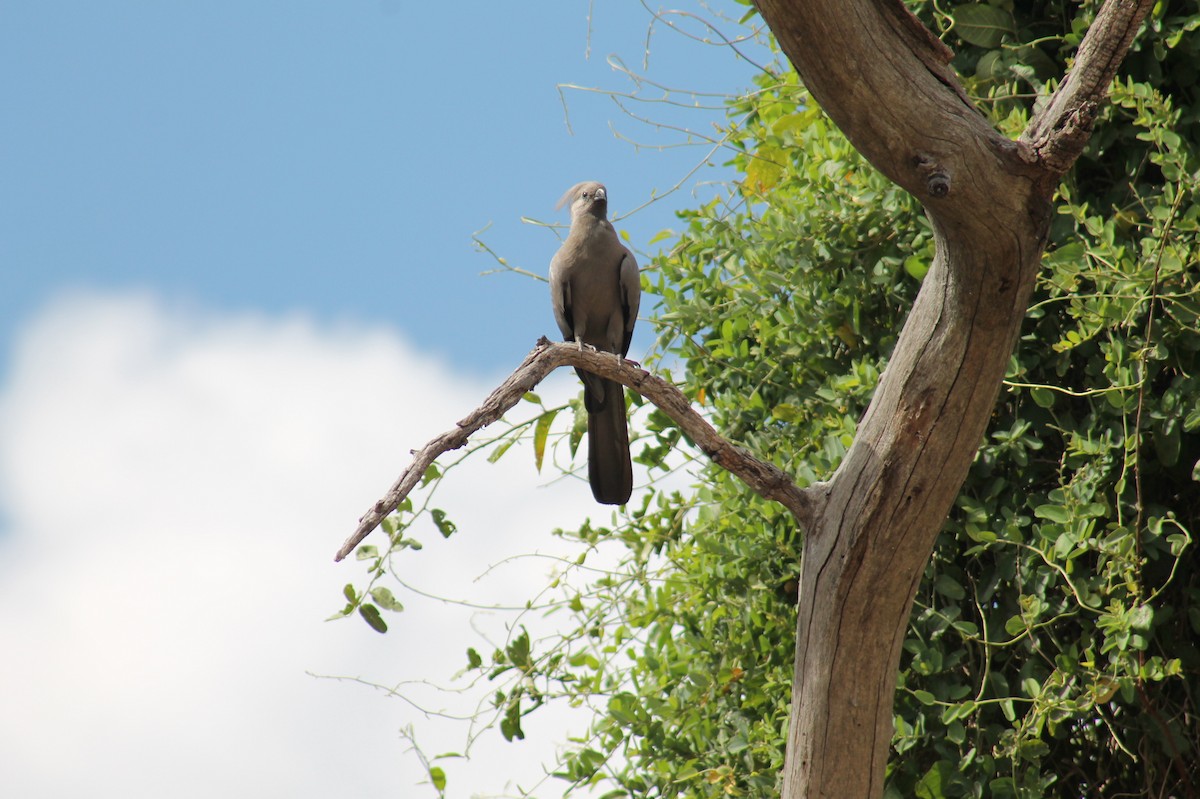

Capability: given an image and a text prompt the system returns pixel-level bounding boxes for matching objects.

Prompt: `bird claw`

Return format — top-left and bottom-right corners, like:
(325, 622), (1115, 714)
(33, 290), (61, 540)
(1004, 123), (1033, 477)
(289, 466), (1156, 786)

(571, 339), (636, 367)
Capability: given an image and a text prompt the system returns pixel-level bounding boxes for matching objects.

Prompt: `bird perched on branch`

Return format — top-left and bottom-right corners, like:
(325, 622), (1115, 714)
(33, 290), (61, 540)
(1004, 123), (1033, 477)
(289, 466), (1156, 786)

(549, 181), (641, 505)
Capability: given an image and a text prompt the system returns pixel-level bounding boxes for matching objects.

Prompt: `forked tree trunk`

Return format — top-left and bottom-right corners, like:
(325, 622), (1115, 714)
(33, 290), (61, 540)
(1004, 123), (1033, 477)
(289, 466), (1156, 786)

(746, 1), (1157, 796)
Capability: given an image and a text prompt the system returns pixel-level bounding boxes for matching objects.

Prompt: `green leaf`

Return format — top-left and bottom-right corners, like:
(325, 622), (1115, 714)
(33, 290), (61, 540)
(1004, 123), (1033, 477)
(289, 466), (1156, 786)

(1043, 241), (1085, 267)
(1030, 386), (1055, 408)
(771, 403), (800, 422)
(1013, 44), (1060, 82)
(393, 536), (423, 551)
(934, 573), (966, 601)
(1154, 418), (1181, 466)
(608, 694), (635, 724)
(343, 583), (357, 603)
(428, 766), (446, 792)
(915, 760), (955, 799)
(431, 508), (457, 538)
(1033, 504), (1070, 524)
(359, 603), (387, 633)
(506, 629), (532, 670)
(903, 255), (929, 280)
(533, 409), (558, 472)
(975, 49), (1007, 81)
(745, 143), (785, 192)
(487, 437), (517, 463)
(500, 695), (524, 741)
(1018, 738), (1050, 759)
(370, 586), (405, 612)
(771, 111), (813, 138)
(965, 526), (997, 544)
(1004, 614), (1027, 636)
(566, 396), (588, 456)
(953, 4), (1013, 48)
(466, 647), (482, 669)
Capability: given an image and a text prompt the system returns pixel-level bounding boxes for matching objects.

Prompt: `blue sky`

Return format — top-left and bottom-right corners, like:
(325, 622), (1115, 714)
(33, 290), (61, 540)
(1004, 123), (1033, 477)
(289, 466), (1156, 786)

(2, 0), (768, 375)
(0, 2), (772, 797)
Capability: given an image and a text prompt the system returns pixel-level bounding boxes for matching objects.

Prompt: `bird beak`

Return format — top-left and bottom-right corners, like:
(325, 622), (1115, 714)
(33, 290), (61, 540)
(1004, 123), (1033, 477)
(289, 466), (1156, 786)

(594, 187), (607, 202)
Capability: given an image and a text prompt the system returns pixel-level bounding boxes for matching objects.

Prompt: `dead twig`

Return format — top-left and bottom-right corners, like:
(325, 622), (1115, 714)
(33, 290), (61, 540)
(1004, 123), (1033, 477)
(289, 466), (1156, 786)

(335, 338), (817, 561)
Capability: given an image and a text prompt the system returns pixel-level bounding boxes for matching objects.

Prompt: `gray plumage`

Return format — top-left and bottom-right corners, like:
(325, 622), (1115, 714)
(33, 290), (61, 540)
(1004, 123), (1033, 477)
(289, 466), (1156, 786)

(549, 181), (641, 505)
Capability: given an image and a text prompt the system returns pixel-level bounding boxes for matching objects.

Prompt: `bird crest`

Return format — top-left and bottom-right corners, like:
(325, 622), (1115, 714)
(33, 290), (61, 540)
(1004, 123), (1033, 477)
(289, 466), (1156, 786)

(556, 181), (606, 211)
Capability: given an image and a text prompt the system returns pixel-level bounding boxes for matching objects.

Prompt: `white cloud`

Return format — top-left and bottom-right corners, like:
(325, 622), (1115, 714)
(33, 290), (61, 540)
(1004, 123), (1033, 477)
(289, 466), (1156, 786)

(0, 290), (636, 798)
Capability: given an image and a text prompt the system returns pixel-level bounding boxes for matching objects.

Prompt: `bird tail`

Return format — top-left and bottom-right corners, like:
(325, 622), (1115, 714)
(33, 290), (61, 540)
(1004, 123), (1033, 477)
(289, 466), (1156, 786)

(587, 378), (632, 505)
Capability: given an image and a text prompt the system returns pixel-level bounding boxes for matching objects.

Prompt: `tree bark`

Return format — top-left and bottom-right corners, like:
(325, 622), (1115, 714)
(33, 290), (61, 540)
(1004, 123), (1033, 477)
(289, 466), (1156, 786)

(746, 1), (1155, 796)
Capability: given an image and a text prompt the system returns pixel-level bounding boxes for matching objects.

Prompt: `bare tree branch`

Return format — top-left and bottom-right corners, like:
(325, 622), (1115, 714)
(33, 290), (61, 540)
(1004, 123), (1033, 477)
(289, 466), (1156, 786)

(1022, 0), (1157, 179)
(335, 338), (816, 562)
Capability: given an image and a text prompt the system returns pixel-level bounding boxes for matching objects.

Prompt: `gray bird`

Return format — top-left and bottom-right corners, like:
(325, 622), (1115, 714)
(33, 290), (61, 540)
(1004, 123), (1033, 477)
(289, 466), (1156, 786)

(549, 181), (641, 505)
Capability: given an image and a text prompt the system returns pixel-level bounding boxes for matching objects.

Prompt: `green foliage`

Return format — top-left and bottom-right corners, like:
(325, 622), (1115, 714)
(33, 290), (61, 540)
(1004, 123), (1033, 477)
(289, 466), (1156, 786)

(354, 2), (1200, 796)
(492, 3), (1198, 797)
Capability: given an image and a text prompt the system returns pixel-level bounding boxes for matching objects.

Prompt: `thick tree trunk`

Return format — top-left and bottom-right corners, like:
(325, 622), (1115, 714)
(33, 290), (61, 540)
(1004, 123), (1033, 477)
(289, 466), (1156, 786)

(747, 1), (1156, 796)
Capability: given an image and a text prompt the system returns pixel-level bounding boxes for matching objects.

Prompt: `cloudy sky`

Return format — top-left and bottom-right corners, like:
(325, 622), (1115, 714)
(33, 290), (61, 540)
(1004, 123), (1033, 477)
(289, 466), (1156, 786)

(0, 3), (768, 797)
